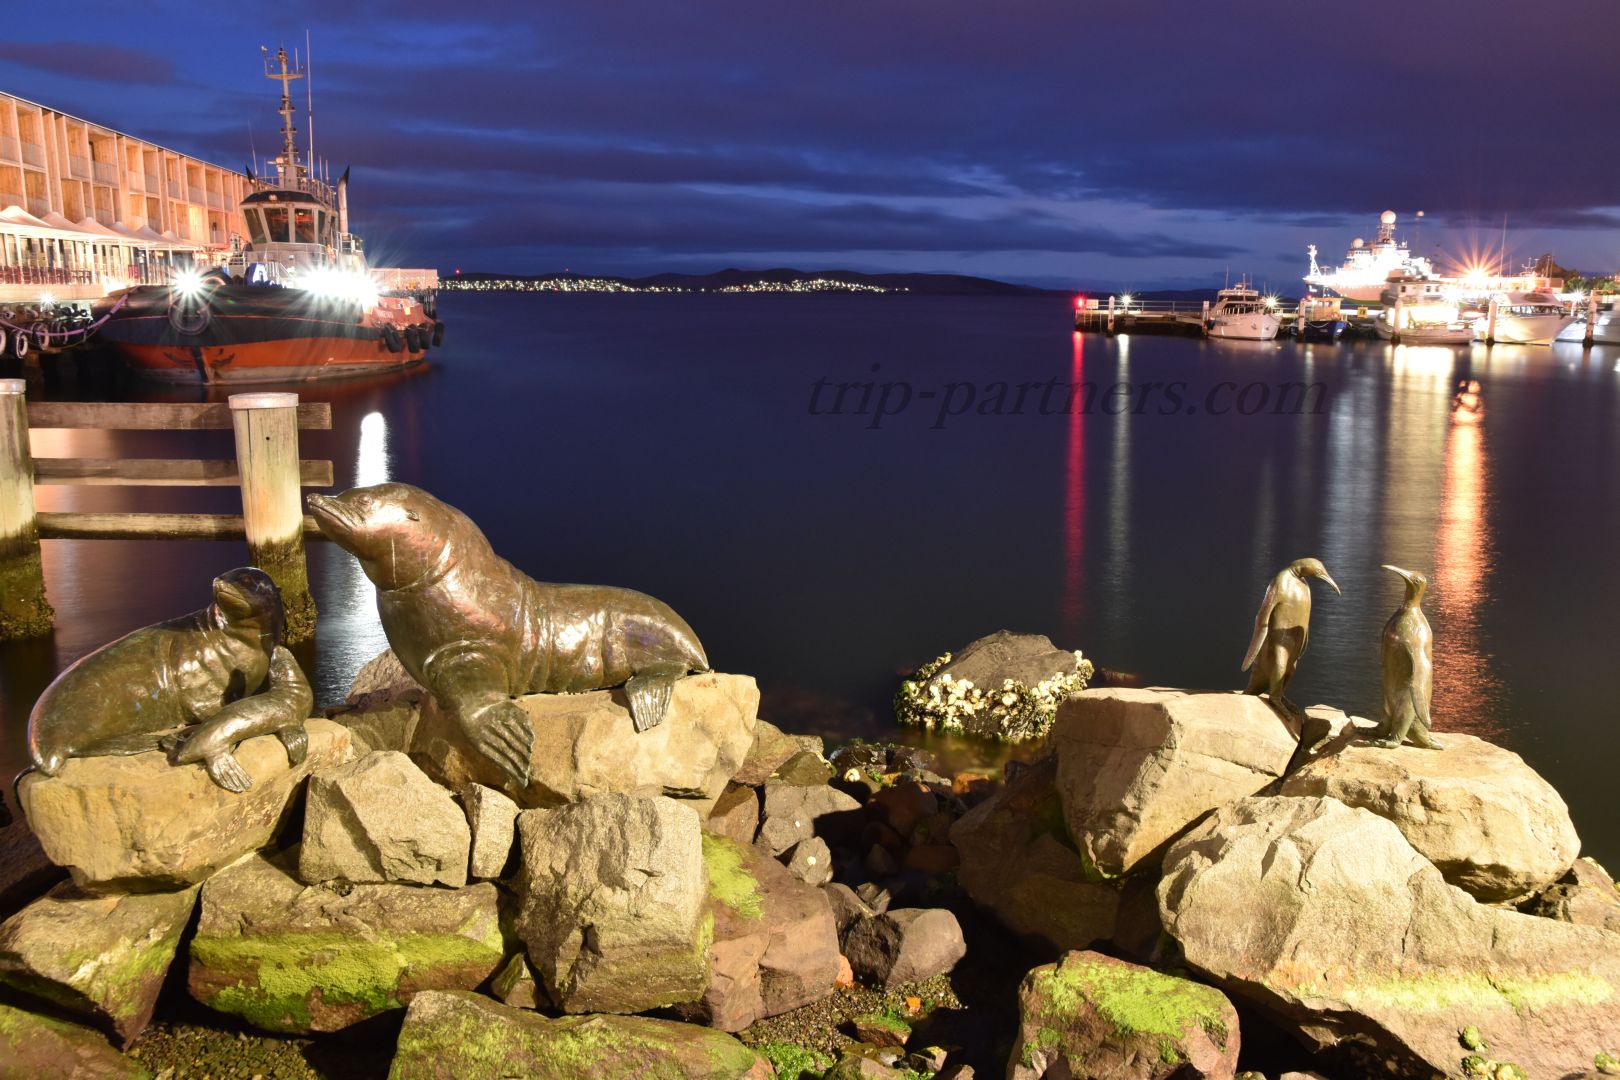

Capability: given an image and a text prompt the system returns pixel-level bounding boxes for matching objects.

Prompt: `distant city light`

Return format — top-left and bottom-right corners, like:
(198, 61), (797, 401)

(439, 277), (907, 295)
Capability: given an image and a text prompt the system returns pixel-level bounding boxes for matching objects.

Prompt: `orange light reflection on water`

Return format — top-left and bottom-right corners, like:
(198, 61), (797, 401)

(1431, 377), (1500, 738)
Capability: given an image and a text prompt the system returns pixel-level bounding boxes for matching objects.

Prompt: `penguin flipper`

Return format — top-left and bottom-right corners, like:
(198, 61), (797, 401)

(627, 662), (687, 733)
(1242, 581), (1280, 672)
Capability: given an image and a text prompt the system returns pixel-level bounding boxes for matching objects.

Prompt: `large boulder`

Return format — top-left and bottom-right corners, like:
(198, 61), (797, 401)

(950, 756), (1123, 954)
(895, 631), (1093, 740)
(412, 673), (758, 815)
(0, 882), (197, 1047)
(1522, 858), (1620, 934)
(732, 719), (823, 787)
(336, 649), (426, 754)
(844, 908), (966, 989)
(1158, 795), (1620, 1079)
(0, 1002), (150, 1079)
(299, 751), (471, 888)
(189, 848), (506, 1033)
(388, 989), (772, 1079)
(19, 720), (353, 891)
(463, 783), (520, 881)
(1052, 689), (1296, 878)
(515, 794), (709, 1014)
(677, 834), (840, 1032)
(1008, 950), (1240, 1080)
(1278, 733), (1580, 902)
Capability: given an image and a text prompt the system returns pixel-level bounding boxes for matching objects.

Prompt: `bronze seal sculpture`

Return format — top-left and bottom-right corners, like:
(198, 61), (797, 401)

(307, 482), (710, 790)
(1242, 557), (1340, 749)
(1372, 564), (1442, 749)
(25, 567), (313, 792)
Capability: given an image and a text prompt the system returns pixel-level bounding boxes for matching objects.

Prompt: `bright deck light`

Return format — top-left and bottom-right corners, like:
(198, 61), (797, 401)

(1119, 293), (1133, 309)
(38, 292), (55, 307)
(172, 270), (206, 300)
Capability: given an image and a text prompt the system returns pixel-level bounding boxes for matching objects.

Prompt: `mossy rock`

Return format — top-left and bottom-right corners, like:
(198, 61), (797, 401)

(1007, 950), (1239, 1079)
(388, 989), (771, 1079)
(0, 1001), (150, 1078)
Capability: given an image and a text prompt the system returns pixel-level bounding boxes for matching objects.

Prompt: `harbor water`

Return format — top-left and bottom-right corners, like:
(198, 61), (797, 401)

(3, 292), (1617, 868)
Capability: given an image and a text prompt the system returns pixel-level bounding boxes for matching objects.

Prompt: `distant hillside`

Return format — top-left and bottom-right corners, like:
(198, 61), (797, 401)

(451, 268), (1060, 295)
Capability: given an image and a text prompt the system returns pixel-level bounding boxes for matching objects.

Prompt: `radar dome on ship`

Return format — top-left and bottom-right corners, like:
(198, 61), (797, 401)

(1381, 210), (1397, 225)
(1352, 238), (1365, 248)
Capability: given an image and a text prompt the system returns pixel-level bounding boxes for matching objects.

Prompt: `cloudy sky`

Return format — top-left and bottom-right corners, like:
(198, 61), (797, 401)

(4, 1), (1618, 288)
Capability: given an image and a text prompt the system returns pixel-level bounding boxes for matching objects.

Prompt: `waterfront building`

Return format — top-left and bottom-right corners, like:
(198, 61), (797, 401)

(0, 90), (246, 303)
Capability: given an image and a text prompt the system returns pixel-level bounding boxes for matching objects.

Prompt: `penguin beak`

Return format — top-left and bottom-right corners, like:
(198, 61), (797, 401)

(1318, 570), (1341, 595)
(1381, 564), (1418, 586)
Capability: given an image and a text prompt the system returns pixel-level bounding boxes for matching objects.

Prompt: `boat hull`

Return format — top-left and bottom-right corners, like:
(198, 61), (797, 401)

(1486, 314), (1577, 346)
(1299, 318), (1346, 341)
(91, 285), (434, 384)
(1208, 314), (1279, 341)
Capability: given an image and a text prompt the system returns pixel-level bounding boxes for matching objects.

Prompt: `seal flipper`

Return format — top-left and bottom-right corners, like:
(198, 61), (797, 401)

(462, 699), (534, 791)
(275, 723), (309, 766)
(204, 751), (252, 793)
(626, 662), (687, 734)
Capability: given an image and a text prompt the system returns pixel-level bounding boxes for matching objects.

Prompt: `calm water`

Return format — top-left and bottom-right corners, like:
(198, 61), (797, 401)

(4, 293), (1618, 868)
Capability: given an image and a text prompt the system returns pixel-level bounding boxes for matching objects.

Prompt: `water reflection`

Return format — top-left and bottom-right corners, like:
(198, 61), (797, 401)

(1061, 334), (1085, 641)
(1432, 373), (1499, 737)
(1102, 336), (1132, 651)
(311, 410), (391, 691)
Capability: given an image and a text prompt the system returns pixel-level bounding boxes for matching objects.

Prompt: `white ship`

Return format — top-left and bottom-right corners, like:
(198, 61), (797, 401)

(1206, 280), (1279, 341)
(1306, 210), (1436, 302)
(1482, 291), (1576, 345)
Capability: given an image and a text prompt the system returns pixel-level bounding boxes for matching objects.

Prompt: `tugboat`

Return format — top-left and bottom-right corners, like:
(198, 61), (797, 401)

(91, 46), (441, 384)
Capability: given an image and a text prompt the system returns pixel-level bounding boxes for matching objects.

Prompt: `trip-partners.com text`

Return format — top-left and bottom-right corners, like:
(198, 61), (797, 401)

(807, 371), (1330, 429)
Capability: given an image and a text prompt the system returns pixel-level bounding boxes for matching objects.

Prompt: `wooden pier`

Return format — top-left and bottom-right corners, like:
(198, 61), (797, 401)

(1074, 296), (1209, 336)
(0, 384), (334, 643)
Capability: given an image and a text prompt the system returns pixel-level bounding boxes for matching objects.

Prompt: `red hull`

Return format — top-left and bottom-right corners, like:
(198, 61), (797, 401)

(109, 337), (427, 384)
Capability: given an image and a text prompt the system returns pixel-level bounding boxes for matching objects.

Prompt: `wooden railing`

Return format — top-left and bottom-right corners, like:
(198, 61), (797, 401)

(0, 387), (333, 643)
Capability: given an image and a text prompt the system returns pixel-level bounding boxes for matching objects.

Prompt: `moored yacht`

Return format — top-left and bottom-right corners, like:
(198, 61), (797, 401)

(1375, 273), (1474, 345)
(1481, 291), (1576, 346)
(1206, 280), (1279, 341)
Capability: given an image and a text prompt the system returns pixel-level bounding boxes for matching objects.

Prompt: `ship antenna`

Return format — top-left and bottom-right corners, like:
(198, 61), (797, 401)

(305, 30), (315, 183)
(262, 43), (305, 186)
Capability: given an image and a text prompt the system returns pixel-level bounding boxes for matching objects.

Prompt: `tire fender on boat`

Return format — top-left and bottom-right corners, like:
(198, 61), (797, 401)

(31, 323), (51, 350)
(431, 320), (445, 347)
(10, 328), (27, 361)
(403, 325), (421, 352)
(382, 324), (404, 353)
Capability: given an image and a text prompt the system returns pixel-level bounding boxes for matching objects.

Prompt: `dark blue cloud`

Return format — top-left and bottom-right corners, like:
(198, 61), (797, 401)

(3, 1), (1618, 285)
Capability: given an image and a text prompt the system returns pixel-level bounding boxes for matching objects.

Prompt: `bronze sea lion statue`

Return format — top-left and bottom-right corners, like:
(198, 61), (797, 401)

(307, 482), (710, 791)
(25, 567), (312, 792)
(1242, 557), (1340, 749)
(1371, 564), (1442, 750)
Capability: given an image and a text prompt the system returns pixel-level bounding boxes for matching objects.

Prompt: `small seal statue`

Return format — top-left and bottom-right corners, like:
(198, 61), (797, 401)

(1371, 564), (1442, 750)
(307, 483), (710, 791)
(1242, 557), (1340, 748)
(25, 567), (313, 792)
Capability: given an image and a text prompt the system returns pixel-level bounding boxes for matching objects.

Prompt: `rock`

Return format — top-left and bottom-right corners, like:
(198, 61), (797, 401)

(903, 844), (958, 877)
(836, 953), (855, 989)
(824, 1048), (913, 1080)
(1052, 689), (1297, 878)
(300, 751), (471, 888)
(762, 782), (863, 841)
(707, 785), (761, 846)
(734, 720), (820, 787)
(899, 631), (1092, 740)
(950, 756), (1123, 953)
(774, 750), (835, 787)
(0, 1001), (150, 1078)
(785, 837), (834, 887)
(758, 813), (813, 857)
(907, 1046), (949, 1073)
(189, 848), (505, 1033)
(826, 883), (877, 938)
(936, 631), (1086, 697)
(679, 834), (841, 1032)
(870, 783), (938, 840)
(389, 989), (772, 1079)
(1158, 795), (1620, 1079)
(491, 952), (540, 1008)
(851, 1011), (911, 1048)
(855, 883), (892, 913)
(463, 783), (519, 881)
(0, 882), (197, 1047)
(515, 794), (708, 1014)
(19, 720), (353, 891)
(1522, 858), (1620, 933)
(412, 672), (758, 815)
(863, 844), (899, 879)
(828, 742), (889, 776)
(1278, 732), (1581, 902)
(0, 818), (65, 920)
(336, 650), (426, 754)
(844, 908), (966, 989)
(1007, 950), (1239, 1080)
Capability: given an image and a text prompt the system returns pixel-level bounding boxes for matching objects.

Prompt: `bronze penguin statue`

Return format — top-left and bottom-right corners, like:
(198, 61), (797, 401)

(1372, 564), (1442, 750)
(1242, 557), (1340, 745)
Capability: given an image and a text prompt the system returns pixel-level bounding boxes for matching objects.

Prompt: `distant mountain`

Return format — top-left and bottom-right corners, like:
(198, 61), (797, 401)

(451, 267), (1062, 295)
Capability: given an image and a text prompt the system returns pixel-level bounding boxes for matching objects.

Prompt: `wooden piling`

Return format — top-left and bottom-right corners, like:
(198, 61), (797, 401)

(230, 392), (316, 644)
(1391, 297), (1404, 344)
(1485, 296), (1499, 344)
(1107, 295), (1116, 333)
(0, 378), (52, 640)
(1587, 292), (1598, 346)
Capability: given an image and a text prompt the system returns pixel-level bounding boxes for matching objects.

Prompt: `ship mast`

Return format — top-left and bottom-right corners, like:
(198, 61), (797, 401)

(261, 45), (305, 187)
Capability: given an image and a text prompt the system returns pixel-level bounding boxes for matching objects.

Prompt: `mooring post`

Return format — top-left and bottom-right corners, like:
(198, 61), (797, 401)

(0, 378), (52, 640)
(230, 392), (316, 644)
(1391, 296), (1403, 344)
(1106, 294), (1116, 333)
(1485, 296), (1499, 344)
(1586, 291), (1598, 346)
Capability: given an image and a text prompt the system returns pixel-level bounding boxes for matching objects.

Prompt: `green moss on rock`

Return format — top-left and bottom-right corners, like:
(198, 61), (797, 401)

(1032, 953), (1230, 1051)
(703, 833), (764, 920)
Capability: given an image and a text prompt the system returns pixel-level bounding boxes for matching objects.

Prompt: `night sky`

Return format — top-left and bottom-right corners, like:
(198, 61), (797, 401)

(6, 2), (1618, 289)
